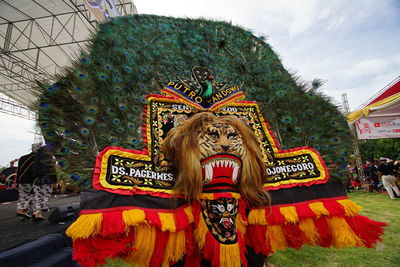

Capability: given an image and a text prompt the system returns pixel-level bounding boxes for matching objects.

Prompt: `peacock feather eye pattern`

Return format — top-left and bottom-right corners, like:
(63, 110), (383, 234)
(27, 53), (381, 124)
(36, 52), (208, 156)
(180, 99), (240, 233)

(36, 15), (352, 187)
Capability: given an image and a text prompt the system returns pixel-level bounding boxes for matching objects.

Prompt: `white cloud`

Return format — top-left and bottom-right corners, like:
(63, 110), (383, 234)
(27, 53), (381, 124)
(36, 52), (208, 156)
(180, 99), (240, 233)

(0, 113), (36, 167)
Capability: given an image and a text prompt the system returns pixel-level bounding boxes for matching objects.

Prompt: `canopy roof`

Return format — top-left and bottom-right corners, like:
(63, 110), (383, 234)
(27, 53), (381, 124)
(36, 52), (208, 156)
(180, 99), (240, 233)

(0, 0), (136, 109)
(347, 76), (400, 123)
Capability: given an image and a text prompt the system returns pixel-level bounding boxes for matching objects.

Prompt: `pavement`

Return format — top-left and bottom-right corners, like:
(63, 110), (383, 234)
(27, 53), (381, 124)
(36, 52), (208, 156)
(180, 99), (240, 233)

(0, 193), (80, 252)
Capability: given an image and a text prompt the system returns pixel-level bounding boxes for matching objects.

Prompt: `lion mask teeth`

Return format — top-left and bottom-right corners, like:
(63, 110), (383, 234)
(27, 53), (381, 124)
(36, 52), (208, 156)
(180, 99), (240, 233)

(201, 157), (241, 184)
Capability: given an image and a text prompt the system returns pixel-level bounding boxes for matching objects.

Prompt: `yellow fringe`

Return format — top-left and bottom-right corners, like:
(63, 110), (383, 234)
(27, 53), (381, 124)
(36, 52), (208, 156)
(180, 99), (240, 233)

(220, 243), (241, 267)
(122, 209), (146, 230)
(184, 206), (194, 223)
(298, 218), (319, 245)
(337, 199), (362, 217)
(309, 202), (329, 217)
(162, 230), (186, 266)
(125, 224), (156, 266)
(326, 216), (365, 248)
(280, 206), (299, 224)
(194, 214), (208, 250)
(66, 213), (103, 240)
(236, 213), (247, 235)
(159, 212), (177, 232)
(266, 224), (287, 252)
(248, 208), (267, 225)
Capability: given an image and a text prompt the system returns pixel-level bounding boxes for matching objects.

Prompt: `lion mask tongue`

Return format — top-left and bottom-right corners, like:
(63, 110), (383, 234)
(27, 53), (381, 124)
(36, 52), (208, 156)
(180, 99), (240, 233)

(200, 154), (242, 187)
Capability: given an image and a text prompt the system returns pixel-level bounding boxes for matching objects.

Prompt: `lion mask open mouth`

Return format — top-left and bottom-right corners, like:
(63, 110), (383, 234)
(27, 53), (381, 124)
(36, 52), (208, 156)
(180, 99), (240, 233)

(200, 153), (242, 186)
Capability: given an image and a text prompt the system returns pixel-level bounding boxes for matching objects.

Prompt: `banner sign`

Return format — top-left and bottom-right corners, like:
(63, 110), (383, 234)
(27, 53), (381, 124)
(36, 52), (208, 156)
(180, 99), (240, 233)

(82, 0), (121, 22)
(355, 116), (400, 139)
(93, 94), (329, 195)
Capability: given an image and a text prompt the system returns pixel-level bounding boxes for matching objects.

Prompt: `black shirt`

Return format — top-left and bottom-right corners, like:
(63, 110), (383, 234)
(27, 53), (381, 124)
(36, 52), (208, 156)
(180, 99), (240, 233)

(378, 163), (395, 175)
(17, 152), (36, 184)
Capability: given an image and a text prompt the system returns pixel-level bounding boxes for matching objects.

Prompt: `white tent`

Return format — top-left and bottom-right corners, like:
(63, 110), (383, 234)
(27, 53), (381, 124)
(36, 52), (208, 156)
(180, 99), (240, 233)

(347, 76), (400, 139)
(0, 0), (137, 111)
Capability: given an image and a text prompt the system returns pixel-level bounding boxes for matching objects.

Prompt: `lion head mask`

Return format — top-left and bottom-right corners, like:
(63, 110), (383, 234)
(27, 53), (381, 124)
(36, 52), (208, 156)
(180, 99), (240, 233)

(161, 112), (270, 207)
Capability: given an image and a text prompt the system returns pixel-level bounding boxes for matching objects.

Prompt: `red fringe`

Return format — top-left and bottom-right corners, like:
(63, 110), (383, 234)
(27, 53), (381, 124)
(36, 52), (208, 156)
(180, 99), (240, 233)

(266, 206), (285, 225)
(146, 210), (162, 228)
(149, 229), (169, 267)
(314, 217), (332, 247)
(295, 204), (317, 220)
(245, 225), (271, 255)
(345, 215), (387, 248)
(192, 202), (202, 228)
(283, 223), (306, 249)
(238, 233), (248, 267)
(203, 231), (220, 267)
(101, 210), (125, 237)
(184, 250), (201, 267)
(72, 232), (134, 267)
(175, 208), (190, 230)
(323, 200), (345, 217)
(185, 224), (195, 256)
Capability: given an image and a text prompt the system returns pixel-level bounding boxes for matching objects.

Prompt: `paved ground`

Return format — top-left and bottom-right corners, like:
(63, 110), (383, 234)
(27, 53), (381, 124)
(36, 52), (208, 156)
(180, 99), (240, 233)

(0, 193), (80, 252)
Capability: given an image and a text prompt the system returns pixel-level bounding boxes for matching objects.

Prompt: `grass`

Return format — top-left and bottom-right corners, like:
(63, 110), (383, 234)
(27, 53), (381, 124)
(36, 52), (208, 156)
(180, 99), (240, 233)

(269, 190), (400, 267)
(104, 191), (400, 267)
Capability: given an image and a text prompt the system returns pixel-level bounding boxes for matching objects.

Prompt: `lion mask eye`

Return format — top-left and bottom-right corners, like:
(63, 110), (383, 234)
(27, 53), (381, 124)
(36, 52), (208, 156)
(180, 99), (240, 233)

(208, 131), (219, 139)
(227, 133), (238, 140)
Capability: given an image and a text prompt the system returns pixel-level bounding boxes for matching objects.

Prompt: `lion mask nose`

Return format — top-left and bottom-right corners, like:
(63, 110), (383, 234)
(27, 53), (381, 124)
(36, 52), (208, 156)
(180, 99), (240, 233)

(221, 145), (230, 151)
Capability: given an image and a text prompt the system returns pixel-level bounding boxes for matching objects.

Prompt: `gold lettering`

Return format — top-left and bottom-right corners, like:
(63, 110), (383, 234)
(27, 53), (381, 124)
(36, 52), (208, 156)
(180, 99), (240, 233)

(183, 87), (190, 94)
(174, 84), (182, 90)
(221, 90), (228, 96)
(215, 93), (222, 100)
(194, 96), (203, 103)
(167, 81), (175, 86)
(188, 91), (196, 98)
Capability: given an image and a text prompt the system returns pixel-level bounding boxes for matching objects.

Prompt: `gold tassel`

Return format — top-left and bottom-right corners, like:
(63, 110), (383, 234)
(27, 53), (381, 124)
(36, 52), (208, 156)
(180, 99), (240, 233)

(125, 224), (156, 266)
(66, 213), (103, 240)
(194, 214), (208, 250)
(309, 202), (329, 217)
(326, 216), (365, 248)
(236, 213), (247, 235)
(337, 199), (362, 217)
(298, 218), (319, 245)
(122, 209), (146, 229)
(162, 230), (186, 266)
(280, 206), (299, 224)
(184, 206), (194, 223)
(266, 224), (287, 252)
(159, 212), (177, 232)
(248, 208), (267, 225)
(220, 243), (241, 267)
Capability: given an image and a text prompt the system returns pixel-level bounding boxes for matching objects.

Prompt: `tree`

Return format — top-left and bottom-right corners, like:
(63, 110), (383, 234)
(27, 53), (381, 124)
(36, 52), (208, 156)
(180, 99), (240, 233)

(359, 138), (400, 161)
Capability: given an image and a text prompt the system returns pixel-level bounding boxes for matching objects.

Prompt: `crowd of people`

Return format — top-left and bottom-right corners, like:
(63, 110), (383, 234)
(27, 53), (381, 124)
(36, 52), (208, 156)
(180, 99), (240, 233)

(347, 158), (400, 199)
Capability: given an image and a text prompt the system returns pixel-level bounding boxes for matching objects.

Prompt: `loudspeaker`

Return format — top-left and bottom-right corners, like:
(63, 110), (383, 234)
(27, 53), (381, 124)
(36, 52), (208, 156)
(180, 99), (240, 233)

(48, 202), (80, 223)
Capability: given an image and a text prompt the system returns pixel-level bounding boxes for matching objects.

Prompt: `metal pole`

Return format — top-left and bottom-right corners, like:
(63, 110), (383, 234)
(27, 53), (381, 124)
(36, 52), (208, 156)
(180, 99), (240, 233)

(342, 93), (364, 178)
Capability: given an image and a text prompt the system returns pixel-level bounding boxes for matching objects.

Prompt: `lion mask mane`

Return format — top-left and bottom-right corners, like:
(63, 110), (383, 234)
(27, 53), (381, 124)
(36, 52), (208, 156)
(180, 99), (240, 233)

(161, 112), (270, 207)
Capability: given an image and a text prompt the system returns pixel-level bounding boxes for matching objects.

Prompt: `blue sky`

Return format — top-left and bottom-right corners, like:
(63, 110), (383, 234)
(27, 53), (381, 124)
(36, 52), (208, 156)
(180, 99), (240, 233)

(0, 0), (399, 166)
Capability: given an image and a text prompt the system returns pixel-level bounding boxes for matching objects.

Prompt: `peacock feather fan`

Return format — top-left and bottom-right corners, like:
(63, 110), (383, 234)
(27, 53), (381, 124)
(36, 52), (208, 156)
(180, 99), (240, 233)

(36, 15), (352, 187)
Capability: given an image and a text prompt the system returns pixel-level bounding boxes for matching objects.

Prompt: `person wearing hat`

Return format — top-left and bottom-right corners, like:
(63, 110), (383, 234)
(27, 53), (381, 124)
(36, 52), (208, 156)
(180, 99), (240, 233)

(377, 157), (400, 199)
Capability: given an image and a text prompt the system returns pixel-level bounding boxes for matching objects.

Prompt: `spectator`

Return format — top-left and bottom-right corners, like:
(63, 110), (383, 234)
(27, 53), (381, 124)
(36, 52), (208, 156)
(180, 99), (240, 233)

(377, 157), (400, 200)
(31, 144), (57, 220)
(16, 143), (40, 219)
(368, 160), (380, 189)
(16, 143), (57, 221)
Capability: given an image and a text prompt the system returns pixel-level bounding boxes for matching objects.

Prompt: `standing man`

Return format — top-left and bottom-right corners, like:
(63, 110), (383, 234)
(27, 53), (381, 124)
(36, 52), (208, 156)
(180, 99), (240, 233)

(31, 145), (57, 220)
(377, 157), (400, 200)
(15, 143), (41, 218)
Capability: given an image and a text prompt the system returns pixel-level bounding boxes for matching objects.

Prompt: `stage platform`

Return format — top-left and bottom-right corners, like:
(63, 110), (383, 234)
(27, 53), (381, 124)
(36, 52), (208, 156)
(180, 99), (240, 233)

(0, 193), (80, 252)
